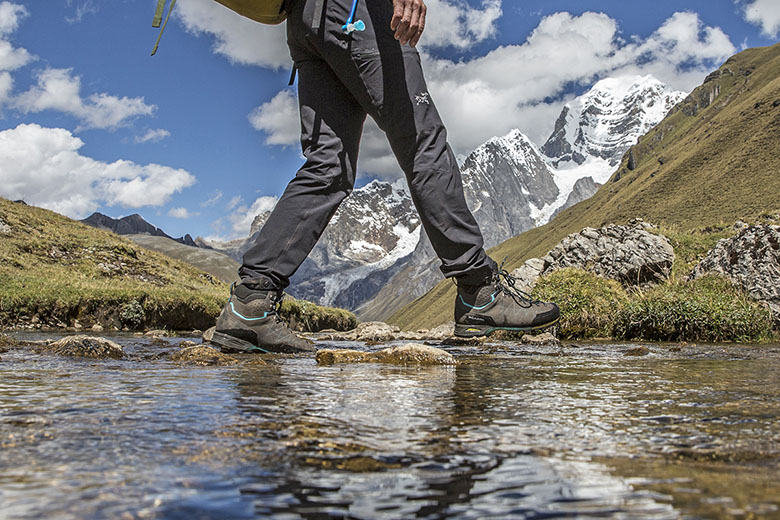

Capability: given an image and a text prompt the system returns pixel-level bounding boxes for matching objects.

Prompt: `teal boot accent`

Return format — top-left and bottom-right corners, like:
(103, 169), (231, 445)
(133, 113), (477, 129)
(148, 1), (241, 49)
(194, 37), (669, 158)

(210, 280), (316, 354)
(454, 269), (560, 338)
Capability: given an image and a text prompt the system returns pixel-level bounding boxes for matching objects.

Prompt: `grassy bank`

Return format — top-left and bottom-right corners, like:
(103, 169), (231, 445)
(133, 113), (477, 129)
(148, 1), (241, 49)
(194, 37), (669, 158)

(0, 198), (355, 332)
(524, 224), (776, 343)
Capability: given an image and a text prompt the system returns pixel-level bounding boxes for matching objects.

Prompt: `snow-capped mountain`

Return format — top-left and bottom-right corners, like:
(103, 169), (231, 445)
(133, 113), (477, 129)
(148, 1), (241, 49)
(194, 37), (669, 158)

(215, 74), (686, 315)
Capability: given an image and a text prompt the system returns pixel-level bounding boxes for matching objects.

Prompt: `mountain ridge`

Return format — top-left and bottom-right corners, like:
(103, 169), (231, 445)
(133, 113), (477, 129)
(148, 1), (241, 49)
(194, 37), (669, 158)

(388, 42), (780, 330)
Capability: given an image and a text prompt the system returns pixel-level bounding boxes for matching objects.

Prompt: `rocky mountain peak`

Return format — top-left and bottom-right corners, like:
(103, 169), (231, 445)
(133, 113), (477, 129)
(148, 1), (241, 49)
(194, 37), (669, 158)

(542, 74), (686, 170)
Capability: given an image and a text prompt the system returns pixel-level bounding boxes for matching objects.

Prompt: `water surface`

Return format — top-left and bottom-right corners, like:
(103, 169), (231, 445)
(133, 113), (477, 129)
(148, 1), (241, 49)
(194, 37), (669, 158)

(1, 334), (779, 519)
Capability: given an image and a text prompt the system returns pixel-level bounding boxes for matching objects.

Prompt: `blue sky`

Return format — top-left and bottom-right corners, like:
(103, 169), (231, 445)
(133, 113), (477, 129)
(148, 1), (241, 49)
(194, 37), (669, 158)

(0, 0), (778, 241)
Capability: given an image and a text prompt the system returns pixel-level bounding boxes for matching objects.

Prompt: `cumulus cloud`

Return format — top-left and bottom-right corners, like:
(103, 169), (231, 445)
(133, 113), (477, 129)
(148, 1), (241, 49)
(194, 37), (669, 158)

(168, 207), (199, 218)
(14, 68), (155, 130)
(742, 0), (780, 37)
(422, 0), (502, 50)
(231, 196), (277, 234)
(135, 128), (171, 144)
(248, 89), (299, 146)
(175, 0), (289, 69)
(0, 123), (196, 218)
(0, 2), (32, 73)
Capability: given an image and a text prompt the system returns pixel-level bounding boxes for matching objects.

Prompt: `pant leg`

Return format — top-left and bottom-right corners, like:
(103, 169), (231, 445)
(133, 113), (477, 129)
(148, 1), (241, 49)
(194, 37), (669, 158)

(239, 59), (367, 288)
(300, 0), (496, 284)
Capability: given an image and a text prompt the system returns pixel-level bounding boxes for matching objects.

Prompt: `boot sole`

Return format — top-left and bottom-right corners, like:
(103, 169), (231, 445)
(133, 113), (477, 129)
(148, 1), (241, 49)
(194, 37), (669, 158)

(454, 317), (560, 338)
(209, 331), (317, 354)
(209, 332), (272, 353)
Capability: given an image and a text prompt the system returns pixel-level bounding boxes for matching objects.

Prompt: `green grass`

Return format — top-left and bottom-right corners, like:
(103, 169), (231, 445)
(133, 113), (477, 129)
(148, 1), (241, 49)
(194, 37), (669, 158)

(614, 276), (774, 343)
(390, 42), (780, 333)
(0, 197), (356, 332)
(530, 268), (629, 339)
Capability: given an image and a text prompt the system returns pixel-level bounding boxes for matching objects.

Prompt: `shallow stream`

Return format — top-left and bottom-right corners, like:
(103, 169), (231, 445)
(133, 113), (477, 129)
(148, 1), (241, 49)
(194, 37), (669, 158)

(1, 334), (779, 519)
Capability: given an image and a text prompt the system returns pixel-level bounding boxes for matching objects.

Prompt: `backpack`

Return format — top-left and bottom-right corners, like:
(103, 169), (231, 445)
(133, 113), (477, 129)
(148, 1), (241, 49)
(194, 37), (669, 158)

(151, 0), (287, 55)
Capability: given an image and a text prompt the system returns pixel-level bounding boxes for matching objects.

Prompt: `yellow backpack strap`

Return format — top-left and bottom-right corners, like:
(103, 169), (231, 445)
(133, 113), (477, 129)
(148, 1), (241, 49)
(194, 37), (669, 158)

(151, 0), (177, 56)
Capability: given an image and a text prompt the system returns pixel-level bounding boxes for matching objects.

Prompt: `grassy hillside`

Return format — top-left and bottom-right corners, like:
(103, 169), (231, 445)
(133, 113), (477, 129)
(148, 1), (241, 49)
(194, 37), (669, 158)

(391, 42), (780, 331)
(0, 198), (356, 332)
(127, 234), (241, 284)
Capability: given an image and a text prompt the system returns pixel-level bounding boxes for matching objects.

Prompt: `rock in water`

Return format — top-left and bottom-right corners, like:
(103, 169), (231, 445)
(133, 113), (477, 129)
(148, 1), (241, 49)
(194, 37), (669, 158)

(690, 224), (780, 323)
(511, 219), (675, 291)
(316, 344), (455, 365)
(521, 332), (562, 347)
(170, 345), (239, 366)
(46, 335), (125, 359)
(202, 326), (215, 343)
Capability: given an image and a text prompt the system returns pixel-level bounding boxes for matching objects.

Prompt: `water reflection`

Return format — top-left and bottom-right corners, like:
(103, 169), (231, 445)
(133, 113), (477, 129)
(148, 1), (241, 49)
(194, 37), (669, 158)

(1, 337), (779, 518)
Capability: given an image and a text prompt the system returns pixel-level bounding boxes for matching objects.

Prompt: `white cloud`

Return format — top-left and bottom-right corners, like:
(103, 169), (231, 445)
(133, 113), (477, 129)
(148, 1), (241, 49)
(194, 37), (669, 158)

(14, 68), (156, 130)
(174, 0), (289, 69)
(135, 128), (171, 144)
(248, 89), (299, 146)
(225, 195), (243, 211)
(65, 0), (98, 24)
(0, 123), (196, 218)
(201, 190), (223, 207)
(0, 1), (25, 36)
(226, 195), (278, 238)
(168, 207), (199, 218)
(742, 0), (780, 37)
(249, 10), (736, 179)
(421, 0), (502, 50)
(0, 2), (31, 73)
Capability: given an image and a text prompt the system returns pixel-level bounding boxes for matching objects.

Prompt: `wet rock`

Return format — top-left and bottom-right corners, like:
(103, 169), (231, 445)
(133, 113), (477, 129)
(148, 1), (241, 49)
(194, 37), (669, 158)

(202, 326), (215, 343)
(176, 340), (199, 349)
(624, 345), (650, 356)
(170, 345), (238, 366)
(520, 332), (561, 347)
(690, 224), (780, 324)
(144, 329), (169, 337)
(316, 343), (455, 365)
(90, 324), (104, 332)
(426, 322), (455, 340)
(44, 335), (125, 359)
(511, 220), (675, 291)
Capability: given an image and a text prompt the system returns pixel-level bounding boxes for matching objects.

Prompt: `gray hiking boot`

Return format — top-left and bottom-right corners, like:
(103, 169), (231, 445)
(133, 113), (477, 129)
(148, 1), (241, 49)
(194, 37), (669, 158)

(210, 279), (316, 354)
(454, 268), (560, 337)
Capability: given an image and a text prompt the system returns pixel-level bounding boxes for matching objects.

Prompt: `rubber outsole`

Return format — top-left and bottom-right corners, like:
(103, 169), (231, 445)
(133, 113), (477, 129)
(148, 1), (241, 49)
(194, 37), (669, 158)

(454, 317), (560, 338)
(209, 332), (272, 353)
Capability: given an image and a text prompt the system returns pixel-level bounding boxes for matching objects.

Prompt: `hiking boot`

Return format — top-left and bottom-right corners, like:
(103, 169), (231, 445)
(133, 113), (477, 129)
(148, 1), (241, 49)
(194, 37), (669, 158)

(454, 268), (560, 337)
(210, 279), (316, 354)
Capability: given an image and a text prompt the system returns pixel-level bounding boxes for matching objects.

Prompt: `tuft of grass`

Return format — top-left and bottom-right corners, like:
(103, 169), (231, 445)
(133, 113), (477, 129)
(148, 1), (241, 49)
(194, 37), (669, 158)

(614, 275), (774, 343)
(280, 297), (357, 332)
(531, 268), (629, 339)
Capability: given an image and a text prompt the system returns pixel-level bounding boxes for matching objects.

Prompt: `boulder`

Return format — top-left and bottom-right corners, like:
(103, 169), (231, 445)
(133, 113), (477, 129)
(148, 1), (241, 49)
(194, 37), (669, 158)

(170, 345), (239, 366)
(520, 332), (561, 347)
(45, 335), (125, 359)
(511, 219), (675, 291)
(690, 224), (780, 323)
(316, 343), (455, 365)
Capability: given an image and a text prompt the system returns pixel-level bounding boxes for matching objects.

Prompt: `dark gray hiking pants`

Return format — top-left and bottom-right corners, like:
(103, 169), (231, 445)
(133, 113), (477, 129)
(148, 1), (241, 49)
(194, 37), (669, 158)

(240, 0), (496, 289)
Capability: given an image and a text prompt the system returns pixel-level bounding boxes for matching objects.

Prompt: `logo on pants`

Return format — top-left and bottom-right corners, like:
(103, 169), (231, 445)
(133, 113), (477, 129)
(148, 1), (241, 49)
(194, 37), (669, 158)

(415, 92), (430, 105)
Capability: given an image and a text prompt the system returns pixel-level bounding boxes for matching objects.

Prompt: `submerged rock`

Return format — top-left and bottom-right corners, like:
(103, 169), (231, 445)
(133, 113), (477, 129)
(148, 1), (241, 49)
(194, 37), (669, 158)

(316, 343), (455, 365)
(690, 224), (780, 324)
(45, 335), (125, 359)
(521, 332), (562, 347)
(170, 345), (238, 366)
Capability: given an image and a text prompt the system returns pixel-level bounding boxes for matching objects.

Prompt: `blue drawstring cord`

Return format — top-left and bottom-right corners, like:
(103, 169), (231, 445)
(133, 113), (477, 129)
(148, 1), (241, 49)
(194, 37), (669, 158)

(342, 0), (365, 34)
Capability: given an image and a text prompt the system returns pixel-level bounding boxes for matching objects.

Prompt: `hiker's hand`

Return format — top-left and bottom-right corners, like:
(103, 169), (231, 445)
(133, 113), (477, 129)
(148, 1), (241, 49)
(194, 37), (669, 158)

(391, 0), (426, 47)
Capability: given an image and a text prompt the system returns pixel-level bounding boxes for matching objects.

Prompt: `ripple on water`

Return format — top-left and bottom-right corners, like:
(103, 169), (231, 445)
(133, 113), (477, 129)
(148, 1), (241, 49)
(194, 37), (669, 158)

(1, 333), (779, 518)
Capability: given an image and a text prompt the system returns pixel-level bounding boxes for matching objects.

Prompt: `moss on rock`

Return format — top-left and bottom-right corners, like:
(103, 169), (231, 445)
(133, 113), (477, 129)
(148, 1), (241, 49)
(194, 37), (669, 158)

(44, 335), (125, 359)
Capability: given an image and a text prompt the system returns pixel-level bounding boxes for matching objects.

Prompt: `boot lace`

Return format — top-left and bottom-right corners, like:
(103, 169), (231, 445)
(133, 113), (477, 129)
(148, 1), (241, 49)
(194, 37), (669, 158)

(494, 265), (541, 309)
